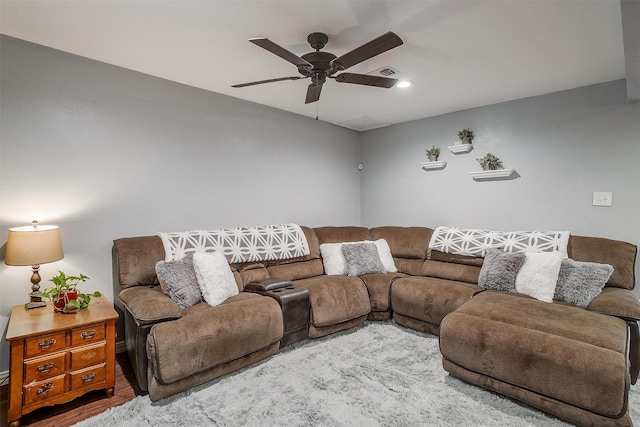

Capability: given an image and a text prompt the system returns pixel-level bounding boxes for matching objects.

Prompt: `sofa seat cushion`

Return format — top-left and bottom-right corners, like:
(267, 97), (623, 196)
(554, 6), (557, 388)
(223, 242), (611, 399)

(440, 291), (629, 419)
(360, 273), (406, 312)
(147, 294), (282, 385)
(391, 277), (481, 328)
(294, 276), (371, 328)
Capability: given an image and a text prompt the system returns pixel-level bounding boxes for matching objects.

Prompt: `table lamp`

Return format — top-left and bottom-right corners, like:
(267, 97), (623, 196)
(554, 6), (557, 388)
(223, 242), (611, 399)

(5, 220), (64, 309)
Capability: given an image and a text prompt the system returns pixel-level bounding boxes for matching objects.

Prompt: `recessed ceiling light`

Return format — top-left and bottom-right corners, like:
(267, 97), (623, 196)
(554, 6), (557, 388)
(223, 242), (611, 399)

(396, 80), (413, 88)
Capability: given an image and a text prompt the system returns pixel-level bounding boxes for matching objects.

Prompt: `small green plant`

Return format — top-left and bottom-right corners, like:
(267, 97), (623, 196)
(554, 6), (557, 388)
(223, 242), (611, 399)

(457, 128), (474, 143)
(35, 271), (101, 313)
(426, 145), (441, 161)
(476, 153), (504, 171)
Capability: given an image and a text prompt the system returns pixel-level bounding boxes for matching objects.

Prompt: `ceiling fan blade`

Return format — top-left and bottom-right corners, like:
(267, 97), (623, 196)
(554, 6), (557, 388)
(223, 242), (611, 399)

(334, 73), (398, 88)
(305, 82), (324, 104)
(232, 76), (304, 88)
(330, 31), (403, 71)
(249, 38), (313, 69)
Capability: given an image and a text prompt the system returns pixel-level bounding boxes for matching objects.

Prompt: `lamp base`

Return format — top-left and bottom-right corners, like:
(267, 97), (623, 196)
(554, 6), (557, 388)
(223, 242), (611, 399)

(25, 301), (47, 310)
(25, 293), (46, 310)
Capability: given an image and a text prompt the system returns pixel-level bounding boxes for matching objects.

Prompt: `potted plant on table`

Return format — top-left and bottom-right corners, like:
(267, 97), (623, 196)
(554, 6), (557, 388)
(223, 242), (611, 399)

(457, 129), (474, 144)
(426, 145), (441, 162)
(476, 153), (504, 171)
(35, 271), (101, 313)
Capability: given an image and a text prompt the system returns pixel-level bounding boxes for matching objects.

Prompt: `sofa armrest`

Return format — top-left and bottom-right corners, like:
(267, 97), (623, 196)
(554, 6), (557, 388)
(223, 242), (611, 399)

(587, 287), (640, 321)
(119, 286), (183, 324)
(245, 278), (293, 292)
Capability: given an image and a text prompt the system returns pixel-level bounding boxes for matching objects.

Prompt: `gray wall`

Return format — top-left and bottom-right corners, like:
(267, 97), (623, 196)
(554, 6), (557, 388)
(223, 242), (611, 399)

(361, 79), (640, 287)
(0, 36), (361, 371)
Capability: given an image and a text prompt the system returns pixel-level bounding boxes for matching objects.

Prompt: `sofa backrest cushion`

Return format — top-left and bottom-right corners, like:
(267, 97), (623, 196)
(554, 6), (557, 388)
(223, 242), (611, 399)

(370, 226), (432, 276)
(568, 236), (637, 290)
(266, 226), (324, 280)
(113, 236), (164, 288)
(370, 226), (432, 259)
(314, 226), (371, 244)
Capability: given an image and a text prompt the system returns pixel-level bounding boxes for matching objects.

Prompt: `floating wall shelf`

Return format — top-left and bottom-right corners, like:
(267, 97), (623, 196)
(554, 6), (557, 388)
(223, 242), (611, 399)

(469, 169), (516, 180)
(421, 161), (446, 170)
(448, 144), (473, 154)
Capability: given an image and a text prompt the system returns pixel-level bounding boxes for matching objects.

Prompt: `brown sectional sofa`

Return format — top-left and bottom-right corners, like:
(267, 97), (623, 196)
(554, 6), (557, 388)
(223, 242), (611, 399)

(112, 225), (639, 426)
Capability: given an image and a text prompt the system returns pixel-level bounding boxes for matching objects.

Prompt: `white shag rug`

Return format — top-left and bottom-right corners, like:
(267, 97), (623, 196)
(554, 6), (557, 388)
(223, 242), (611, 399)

(75, 322), (639, 426)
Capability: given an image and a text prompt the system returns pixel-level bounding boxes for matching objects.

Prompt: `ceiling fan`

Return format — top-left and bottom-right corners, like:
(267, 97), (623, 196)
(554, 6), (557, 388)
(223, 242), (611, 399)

(232, 31), (403, 104)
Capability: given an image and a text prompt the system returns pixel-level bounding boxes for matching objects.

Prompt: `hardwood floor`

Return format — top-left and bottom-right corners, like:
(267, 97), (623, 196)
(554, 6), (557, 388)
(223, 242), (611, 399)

(0, 353), (142, 427)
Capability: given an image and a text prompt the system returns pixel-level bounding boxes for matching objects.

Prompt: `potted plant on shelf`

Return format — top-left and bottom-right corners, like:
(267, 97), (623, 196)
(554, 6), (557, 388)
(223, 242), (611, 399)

(35, 271), (101, 313)
(457, 129), (474, 144)
(476, 153), (504, 171)
(426, 145), (441, 162)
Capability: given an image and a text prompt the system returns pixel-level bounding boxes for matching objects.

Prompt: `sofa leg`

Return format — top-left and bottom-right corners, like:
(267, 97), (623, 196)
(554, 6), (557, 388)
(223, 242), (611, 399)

(628, 320), (639, 385)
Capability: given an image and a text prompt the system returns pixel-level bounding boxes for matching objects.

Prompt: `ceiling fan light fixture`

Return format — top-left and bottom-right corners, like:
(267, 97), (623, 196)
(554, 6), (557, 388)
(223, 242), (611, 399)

(396, 80), (413, 88)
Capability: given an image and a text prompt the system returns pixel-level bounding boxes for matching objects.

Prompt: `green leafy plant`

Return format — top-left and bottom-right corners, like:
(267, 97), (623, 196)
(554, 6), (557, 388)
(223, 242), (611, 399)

(34, 271), (101, 313)
(457, 128), (474, 143)
(476, 153), (504, 171)
(425, 145), (441, 161)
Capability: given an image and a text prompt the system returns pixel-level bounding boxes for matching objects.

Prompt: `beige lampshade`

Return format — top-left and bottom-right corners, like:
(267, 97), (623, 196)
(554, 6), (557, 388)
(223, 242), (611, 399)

(5, 224), (64, 266)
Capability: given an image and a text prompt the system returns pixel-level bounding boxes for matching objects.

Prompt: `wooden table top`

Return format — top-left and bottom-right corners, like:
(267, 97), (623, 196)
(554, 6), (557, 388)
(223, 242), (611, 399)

(6, 295), (118, 341)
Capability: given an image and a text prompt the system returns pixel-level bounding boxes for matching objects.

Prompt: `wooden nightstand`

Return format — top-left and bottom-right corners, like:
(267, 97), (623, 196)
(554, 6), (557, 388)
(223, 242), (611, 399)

(5, 295), (118, 427)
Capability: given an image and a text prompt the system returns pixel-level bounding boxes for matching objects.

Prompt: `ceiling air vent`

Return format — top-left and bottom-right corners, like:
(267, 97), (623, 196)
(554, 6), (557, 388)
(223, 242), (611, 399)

(367, 65), (401, 77)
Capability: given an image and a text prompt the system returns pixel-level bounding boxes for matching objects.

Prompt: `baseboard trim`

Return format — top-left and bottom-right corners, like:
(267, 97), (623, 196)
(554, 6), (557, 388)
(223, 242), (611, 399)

(116, 340), (127, 354)
(0, 370), (8, 386)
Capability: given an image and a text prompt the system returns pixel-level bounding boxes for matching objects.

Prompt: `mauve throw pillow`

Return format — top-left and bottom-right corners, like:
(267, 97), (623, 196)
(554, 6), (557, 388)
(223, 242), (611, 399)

(341, 242), (386, 276)
(478, 249), (526, 293)
(554, 258), (614, 307)
(155, 255), (202, 309)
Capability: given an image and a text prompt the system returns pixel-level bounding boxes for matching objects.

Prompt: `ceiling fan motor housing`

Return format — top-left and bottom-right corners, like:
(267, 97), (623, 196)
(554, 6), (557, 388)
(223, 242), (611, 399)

(298, 51), (337, 77)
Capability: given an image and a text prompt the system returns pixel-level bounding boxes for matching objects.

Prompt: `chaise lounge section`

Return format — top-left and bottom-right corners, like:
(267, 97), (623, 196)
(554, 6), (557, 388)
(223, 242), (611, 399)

(112, 224), (639, 426)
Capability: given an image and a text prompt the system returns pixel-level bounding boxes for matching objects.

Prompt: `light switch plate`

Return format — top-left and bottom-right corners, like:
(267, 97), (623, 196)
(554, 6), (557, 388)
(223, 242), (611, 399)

(592, 192), (613, 207)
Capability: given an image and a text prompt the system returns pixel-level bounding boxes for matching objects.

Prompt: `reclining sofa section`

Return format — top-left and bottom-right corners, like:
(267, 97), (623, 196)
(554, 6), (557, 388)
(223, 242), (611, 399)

(112, 225), (639, 426)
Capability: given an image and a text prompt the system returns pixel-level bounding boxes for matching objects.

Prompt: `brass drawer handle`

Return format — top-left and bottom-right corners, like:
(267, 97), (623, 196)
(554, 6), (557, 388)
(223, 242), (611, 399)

(37, 362), (55, 373)
(36, 382), (52, 394)
(81, 372), (96, 383)
(81, 330), (97, 340)
(38, 339), (56, 349)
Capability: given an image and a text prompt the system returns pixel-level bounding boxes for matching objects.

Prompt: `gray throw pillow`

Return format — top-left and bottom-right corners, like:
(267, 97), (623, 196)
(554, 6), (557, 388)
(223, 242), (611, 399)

(341, 242), (386, 277)
(155, 254), (203, 309)
(478, 249), (526, 293)
(553, 258), (613, 307)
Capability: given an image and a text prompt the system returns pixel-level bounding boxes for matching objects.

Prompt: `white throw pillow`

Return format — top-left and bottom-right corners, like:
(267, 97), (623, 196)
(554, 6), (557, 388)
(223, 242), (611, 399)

(372, 239), (397, 273)
(192, 251), (239, 307)
(320, 239), (397, 275)
(515, 252), (563, 303)
(319, 242), (348, 275)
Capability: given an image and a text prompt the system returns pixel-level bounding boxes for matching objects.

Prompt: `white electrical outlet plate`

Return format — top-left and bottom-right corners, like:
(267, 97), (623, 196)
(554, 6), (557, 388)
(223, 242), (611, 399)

(592, 192), (613, 207)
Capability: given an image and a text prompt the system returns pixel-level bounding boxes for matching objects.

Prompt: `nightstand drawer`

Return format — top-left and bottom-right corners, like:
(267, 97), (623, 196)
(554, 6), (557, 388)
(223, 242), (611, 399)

(23, 374), (66, 406)
(25, 332), (66, 357)
(70, 363), (105, 390)
(71, 323), (105, 346)
(70, 343), (105, 370)
(24, 353), (66, 383)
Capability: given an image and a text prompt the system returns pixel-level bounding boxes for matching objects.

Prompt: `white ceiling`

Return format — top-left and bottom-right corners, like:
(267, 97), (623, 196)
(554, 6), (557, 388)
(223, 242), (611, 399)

(0, 1), (630, 131)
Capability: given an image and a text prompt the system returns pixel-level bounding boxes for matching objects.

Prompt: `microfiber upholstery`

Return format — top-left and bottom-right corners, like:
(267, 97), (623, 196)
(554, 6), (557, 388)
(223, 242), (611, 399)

(115, 224), (638, 423)
(294, 275), (371, 328)
(313, 226), (370, 244)
(391, 276), (481, 330)
(370, 226), (433, 260)
(568, 235), (637, 290)
(148, 294), (282, 385)
(113, 236), (164, 287)
(440, 291), (629, 421)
